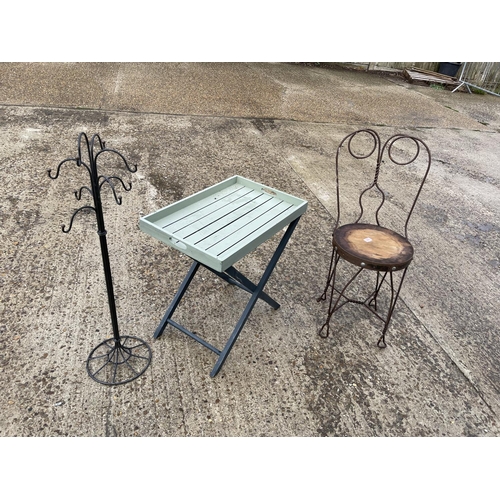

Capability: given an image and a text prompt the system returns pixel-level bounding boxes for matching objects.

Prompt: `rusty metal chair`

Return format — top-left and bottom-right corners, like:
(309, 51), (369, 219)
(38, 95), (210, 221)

(317, 129), (431, 347)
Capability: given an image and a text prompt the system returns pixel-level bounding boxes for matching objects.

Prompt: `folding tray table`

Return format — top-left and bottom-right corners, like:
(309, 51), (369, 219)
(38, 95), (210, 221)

(140, 175), (308, 377)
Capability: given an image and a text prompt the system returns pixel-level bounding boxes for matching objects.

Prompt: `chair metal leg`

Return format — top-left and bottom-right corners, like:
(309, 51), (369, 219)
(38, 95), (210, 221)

(317, 240), (338, 302)
(318, 259), (362, 338)
(376, 267), (408, 348)
(318, 257), (409, 347)
(368, 271), (388, 311)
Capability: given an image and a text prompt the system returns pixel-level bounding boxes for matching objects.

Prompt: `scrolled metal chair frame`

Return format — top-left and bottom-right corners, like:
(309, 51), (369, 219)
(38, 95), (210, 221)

(317, 129), (431, 347)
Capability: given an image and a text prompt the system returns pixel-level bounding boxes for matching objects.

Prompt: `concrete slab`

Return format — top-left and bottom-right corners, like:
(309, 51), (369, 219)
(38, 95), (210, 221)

(0, 63), (499, 437)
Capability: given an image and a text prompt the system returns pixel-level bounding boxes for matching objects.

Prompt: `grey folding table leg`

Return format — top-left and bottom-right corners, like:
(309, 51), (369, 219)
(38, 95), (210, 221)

(210, 216), (301, 377)
(153, 216), (301, 377)
(201, 264), (281, 310)
(154, 261), (200, 339)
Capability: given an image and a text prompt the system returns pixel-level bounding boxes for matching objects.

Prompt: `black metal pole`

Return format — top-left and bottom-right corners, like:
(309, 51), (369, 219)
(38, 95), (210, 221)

(97, 230), (121, 342)
(89, 136), (122, 343)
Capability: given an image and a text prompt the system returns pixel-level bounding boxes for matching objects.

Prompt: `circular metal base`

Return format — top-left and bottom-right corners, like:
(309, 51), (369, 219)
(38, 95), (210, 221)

(86, 336), (152, 386)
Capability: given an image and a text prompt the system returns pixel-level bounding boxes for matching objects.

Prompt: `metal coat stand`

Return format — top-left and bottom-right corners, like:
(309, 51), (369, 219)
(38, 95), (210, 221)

(48, 132), (152, 385)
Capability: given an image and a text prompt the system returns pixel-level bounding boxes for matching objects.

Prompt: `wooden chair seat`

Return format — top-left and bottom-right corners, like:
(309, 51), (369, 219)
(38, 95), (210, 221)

(334, 223), (413, 272)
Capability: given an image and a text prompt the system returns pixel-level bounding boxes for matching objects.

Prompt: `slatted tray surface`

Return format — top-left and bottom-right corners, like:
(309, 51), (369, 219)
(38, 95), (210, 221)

(140, 176), (308, 272)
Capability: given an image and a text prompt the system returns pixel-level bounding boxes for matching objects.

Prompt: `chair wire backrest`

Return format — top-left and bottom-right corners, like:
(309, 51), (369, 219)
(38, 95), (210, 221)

(334, 129), (431, 239)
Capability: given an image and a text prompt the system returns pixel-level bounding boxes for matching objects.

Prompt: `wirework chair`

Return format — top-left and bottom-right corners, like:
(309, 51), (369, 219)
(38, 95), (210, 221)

(317, 129), (431, 347)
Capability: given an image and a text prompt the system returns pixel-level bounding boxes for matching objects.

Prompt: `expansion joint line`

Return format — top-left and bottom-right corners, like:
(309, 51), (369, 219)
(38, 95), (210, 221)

(402, 296), (497, 417)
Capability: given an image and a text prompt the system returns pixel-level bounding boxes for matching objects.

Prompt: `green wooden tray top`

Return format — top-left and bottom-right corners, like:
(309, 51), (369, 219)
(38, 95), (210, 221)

(139, 176), (308, 272)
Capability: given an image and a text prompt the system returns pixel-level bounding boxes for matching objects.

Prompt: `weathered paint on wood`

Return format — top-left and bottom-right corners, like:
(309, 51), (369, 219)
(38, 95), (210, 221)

(140, 176), (308, 272)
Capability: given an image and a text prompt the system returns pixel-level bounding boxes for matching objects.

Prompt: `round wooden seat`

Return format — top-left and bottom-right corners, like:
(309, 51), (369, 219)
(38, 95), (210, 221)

(333, 223), (413, 271)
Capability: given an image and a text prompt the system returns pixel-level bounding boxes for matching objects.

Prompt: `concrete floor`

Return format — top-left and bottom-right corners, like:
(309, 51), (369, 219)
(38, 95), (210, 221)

(1, 62), (499, 437)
